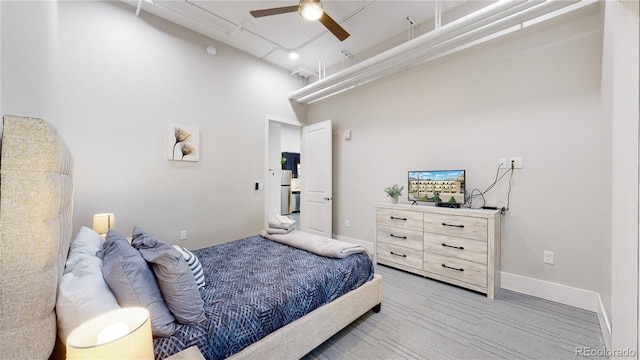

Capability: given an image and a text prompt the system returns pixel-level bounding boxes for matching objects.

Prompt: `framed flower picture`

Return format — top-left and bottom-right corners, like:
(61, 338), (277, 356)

(168, 124), (200, 162)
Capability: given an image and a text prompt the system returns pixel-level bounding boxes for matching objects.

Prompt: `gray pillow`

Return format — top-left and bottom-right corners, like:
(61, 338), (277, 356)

(131, 226), (205, 324)
(99, 229), (177, 337)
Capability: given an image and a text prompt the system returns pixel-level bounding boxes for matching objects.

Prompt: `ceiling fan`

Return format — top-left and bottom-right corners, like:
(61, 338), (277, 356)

(250, 0), (350, 41)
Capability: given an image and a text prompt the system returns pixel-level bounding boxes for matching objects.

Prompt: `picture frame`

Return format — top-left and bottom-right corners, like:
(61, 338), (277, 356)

(168, 124), (200, 162)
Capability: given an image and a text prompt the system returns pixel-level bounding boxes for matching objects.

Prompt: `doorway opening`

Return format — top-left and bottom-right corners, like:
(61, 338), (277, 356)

(264, 115), (304, 230)
(281, 150), (300, 215)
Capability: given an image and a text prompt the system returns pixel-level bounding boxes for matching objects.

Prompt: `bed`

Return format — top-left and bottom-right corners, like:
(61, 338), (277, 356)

(0, 115), (383, 360)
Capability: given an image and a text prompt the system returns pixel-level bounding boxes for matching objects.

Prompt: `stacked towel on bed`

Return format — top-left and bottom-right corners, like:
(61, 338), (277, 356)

(260, 229), (369, 259)
(263, 215), (296, 234)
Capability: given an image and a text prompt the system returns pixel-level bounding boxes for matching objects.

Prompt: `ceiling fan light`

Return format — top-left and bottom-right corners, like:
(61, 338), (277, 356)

(299, 1), (323, 21)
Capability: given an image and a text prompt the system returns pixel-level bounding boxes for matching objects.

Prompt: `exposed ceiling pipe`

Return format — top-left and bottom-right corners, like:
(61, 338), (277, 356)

(406, 16), (417, 40)
(229, 24), (242, 37)
(301, 0), (594, 104)
(289, 0), (534, 102)
(318, 55), (326, 80)
(140, 0), (235, 37)
(289, 0), (593, 104)
(435, 0), (442, 29)
(297, 1), (584, 104)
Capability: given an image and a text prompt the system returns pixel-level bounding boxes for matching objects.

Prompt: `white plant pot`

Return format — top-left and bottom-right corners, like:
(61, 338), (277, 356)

(390, 197), (398, 204)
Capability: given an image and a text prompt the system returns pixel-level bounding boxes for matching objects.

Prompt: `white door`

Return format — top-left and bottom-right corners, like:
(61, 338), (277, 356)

(300, 120), (332, 237)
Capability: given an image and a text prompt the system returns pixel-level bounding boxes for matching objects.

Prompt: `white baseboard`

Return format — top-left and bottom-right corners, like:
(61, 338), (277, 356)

(326, 240), (611, 345)
(501, 271), (611, 348)
(596, 293), (612, 350)
(501, 271), (600, 311)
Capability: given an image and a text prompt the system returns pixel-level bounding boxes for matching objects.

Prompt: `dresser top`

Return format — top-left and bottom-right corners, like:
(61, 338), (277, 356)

(375, 203), (500, 219)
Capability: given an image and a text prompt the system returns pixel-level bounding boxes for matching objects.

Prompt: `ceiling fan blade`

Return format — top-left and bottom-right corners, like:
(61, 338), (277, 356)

(250, 5), (299, 18)
(318, 12), (350, 41)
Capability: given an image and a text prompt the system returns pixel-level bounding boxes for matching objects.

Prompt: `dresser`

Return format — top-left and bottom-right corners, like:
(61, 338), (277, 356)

(375, 204), (501, 299)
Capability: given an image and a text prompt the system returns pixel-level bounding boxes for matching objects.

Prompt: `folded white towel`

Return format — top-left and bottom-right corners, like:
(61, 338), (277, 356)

(275, 215), (296, 226)
(263, 226), (294, 235)
(268, 219), (295, 230)
(260, 230), (368, 259)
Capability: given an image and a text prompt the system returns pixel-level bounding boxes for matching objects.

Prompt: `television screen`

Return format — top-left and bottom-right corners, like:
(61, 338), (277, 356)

(408, 170), (465, 204)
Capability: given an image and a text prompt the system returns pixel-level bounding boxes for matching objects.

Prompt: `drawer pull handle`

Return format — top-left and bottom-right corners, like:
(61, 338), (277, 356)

(390, 251), (407, 258)
(442, 264), (464, 272)
(442, 243), (464, 250)
(391, 216), (407, 221)
(442, 222), (464, 228)
(390, 234), (407, 239)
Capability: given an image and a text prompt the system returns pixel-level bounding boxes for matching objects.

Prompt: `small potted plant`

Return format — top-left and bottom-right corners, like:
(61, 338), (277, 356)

(384, 184), (404, 204)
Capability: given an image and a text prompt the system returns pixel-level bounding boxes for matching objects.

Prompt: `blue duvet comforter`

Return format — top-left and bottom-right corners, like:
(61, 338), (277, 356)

(153, 235), (374, 360)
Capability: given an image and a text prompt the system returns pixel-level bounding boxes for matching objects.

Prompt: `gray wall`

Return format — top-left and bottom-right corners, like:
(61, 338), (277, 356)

(307, 9), (604, 292)
(1, 1), (299, 249)
(1, 1), (60, 127)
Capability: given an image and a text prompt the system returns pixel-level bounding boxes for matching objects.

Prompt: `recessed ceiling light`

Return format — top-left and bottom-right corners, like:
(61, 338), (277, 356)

(289, 51), (299, 60)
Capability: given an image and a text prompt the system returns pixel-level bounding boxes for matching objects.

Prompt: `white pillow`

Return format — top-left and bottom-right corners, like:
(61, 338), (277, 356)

(56, 228), (121, 342)
(173, 245), (206, 289)
(65, 226), (103, 268)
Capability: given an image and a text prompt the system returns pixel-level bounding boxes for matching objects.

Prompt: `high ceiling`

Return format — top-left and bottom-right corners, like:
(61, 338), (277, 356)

(123, 0), (467, 77)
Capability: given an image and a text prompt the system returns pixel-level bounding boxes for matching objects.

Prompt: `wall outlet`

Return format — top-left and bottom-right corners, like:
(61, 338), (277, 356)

(543, 250), (554, 264)
(180, 230), (187, 240)
(508, 156), (524, 169)
(498, 158), (507, 169)
(345, 219), (350, 228)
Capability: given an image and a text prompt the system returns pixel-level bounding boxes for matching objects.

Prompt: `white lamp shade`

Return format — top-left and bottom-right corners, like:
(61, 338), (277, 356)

(66, 307), (153, 359)
(93, 213), (115, 235)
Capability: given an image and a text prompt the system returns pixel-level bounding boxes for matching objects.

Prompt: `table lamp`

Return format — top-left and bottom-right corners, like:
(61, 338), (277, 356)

(93, 213), (115, 237)
(66, 307), (153, 359)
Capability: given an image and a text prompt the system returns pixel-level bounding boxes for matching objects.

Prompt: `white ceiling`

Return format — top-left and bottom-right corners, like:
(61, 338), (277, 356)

(123, 0), (467, 77)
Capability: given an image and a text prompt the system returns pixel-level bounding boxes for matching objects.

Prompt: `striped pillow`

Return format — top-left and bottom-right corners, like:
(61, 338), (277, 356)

(173, 245), (206, 289)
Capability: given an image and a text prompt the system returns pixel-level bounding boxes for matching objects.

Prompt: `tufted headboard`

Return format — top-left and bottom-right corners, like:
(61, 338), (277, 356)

(0, 115), (74, 359)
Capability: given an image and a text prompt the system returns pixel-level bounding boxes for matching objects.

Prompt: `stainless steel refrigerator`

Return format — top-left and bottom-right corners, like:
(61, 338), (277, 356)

(280, 170), (292, 215)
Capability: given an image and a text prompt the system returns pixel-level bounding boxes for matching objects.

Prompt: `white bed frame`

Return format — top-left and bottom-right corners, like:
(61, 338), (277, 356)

(230, 274), (383, 359)
(0, 115), (383, 360)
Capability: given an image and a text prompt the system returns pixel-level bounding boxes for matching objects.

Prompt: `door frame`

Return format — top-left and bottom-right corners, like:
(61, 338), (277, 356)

(263, 114), (305, 227)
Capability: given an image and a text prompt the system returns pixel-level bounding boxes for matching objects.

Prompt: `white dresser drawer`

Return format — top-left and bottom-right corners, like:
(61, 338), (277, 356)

(377, 209), (423, 231)
(377, 225), (423, 251)
(377, 242), (423, 270)
(375, 204), (500, 298)
(424, 233), (487, 264)
(423, 213), (487, 241)
(423, 252), (487, 287)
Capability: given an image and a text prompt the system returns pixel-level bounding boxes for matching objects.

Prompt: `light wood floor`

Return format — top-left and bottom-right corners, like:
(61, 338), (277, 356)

(305, 265), (606, 360)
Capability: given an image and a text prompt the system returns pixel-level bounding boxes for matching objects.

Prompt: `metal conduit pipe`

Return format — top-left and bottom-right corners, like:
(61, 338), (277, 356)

(289, 0), (589, 104)
(288, 0), (531, 102)
(294, 2), (547, 103)
(301, 0), (594, 104)
(297, 0), (583, 103)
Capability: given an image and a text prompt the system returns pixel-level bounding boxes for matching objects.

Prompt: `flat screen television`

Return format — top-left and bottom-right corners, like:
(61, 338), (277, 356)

(408, 170), (465, 204)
